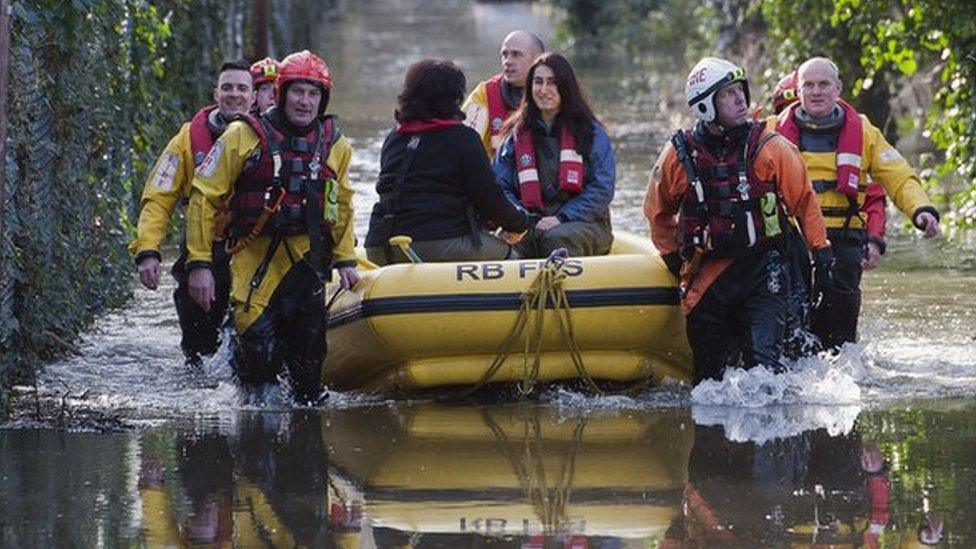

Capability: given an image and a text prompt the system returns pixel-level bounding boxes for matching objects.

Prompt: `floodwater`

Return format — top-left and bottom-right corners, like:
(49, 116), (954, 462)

(3, 0), (976, 547)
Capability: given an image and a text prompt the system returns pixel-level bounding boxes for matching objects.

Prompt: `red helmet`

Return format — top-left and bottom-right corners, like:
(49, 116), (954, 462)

(250, 57), (280, 87)
(277, 50), (332, 94)
(772, 71), (798, 115)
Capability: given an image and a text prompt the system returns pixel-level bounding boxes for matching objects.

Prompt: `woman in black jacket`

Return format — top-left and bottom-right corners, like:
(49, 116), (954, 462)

(365, 59), (530, 265)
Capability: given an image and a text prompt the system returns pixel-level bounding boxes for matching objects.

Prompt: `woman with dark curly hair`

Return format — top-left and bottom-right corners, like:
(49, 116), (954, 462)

(493, 53), (616, 258)
(365, 58), (531, 265)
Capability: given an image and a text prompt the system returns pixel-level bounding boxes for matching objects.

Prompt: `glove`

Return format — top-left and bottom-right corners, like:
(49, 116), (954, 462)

(812, 246), (836, 300)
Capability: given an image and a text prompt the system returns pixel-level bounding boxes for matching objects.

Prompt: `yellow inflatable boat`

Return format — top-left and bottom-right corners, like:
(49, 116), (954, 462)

(323, 404), (694, 545)
(323, 231), (692, 392)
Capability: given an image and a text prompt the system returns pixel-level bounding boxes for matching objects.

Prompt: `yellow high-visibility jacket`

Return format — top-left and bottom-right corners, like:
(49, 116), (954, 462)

(766, 114), (934, 230)
(233, 481), (298, 548)
(462, 76), (511, 159)
(128, 123), (196, 260)
(186, 118), (355, 332)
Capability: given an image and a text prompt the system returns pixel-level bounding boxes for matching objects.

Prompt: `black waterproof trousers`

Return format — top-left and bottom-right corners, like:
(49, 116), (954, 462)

(809, 230), (865, 350)
(172, 240), (232, 361)
(230, 259), (326, 404)
(686, 247), (789, 385)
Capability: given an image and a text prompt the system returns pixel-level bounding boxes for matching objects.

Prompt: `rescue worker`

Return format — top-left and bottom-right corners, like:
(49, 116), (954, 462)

(775, 57), (941, 351)
(660, 425), (888, 547)
(769, 72), (889, 358)
(493, 53), (616, 258)
(644, 58), (831, 384)
(771, 70), (889, 272)
(250, 56), (279, 115)
(185, 50), (359, 405)
(128, 60), (252, 368)
(462, 30), (546, 158)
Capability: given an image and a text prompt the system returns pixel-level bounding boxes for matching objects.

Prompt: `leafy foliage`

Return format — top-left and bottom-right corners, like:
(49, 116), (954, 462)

(547, 0), (975, 227)
(547, 0), (707, 67)
(0, 0), (343, 388)
(757, 0), (976, 225)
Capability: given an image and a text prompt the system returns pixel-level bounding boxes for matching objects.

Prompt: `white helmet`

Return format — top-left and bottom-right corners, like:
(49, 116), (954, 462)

(685, 57), (750, 123)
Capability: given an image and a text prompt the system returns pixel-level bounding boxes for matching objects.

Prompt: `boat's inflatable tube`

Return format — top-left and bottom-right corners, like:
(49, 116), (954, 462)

(323, 231), (692, 391)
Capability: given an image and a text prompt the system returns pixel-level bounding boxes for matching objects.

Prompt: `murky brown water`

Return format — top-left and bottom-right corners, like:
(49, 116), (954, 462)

(2, 0), (975, 546)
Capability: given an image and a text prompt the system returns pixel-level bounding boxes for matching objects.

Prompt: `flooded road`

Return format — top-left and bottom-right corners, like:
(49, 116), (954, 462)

(2, 0), (975, 546)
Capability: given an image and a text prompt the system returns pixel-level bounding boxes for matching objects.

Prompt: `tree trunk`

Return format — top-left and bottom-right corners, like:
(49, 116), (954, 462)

(252, 0), (268, 59)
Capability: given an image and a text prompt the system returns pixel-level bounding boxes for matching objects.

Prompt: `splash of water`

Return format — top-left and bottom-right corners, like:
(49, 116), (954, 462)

(690, 356), (863, 408)
(692, 404), (861, 444)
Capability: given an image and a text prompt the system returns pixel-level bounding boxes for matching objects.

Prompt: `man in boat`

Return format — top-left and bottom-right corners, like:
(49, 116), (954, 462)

(644, 57), (832, 385)
(250, 57), (280, 115)
(462, 30), (546, 158)
(768, 71), (889, 358)
(773, 57), (941, 351)
(128, 60), (253, 369)
(185, 50), (359, 405)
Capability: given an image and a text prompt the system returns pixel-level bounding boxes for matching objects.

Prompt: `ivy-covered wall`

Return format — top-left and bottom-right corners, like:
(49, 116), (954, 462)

(0, 0), (251, 389)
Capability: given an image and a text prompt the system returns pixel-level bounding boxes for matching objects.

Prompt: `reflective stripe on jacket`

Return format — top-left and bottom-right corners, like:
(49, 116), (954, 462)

(767, 113), (933, 230)
(129, 105), (219, 258)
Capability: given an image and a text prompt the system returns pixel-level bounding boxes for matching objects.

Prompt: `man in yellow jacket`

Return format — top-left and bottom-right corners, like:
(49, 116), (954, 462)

(129, 60), (253, 368)
(462, 30), (545, 158)
(185, 50), (359, 404)
(774, 57), (941, 350)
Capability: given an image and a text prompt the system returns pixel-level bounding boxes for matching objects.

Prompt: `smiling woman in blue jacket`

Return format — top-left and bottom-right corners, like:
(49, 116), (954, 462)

(492, 52), (616, 258)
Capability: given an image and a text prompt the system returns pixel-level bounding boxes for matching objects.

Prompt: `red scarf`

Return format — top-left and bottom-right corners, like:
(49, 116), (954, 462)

(776, 99), (862, 199)
(513, 123), (584, 211)
(396, 118), (461, 134)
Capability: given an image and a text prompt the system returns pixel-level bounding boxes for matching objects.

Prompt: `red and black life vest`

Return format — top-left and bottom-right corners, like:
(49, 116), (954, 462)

(513, 123), (584, 211)
(485, 74), (514, 154)
(228, 114), (339, 239)
(674, 123), (787, 259)
(188, 105), (220, 167)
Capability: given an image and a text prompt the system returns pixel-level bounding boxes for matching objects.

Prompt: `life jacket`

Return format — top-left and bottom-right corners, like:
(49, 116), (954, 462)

(188, 105), (220, 167)
(485, 74), (514, 153)
(674, 122), (787, 259)
(228, 113), (339, 239)
(513, 122), (584, 212)
(776, 99), (863, 200)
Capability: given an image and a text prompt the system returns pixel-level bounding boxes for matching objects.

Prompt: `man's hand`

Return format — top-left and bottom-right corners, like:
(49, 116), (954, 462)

(861, 241), (882, 270)
(535, 216), (561, 233)
(337, 266), (359, 290)
(188, 268), (215, 311)
(137, 256), (161, 290)
(915, 211), (941, 239)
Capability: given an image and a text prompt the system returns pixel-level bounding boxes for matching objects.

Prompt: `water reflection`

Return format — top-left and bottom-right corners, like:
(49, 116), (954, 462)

(324, 404), (692, 545)
(3, 402), (972, 546)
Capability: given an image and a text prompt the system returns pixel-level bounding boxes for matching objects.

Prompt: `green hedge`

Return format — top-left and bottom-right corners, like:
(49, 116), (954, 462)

(0, 0), (238, 390)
